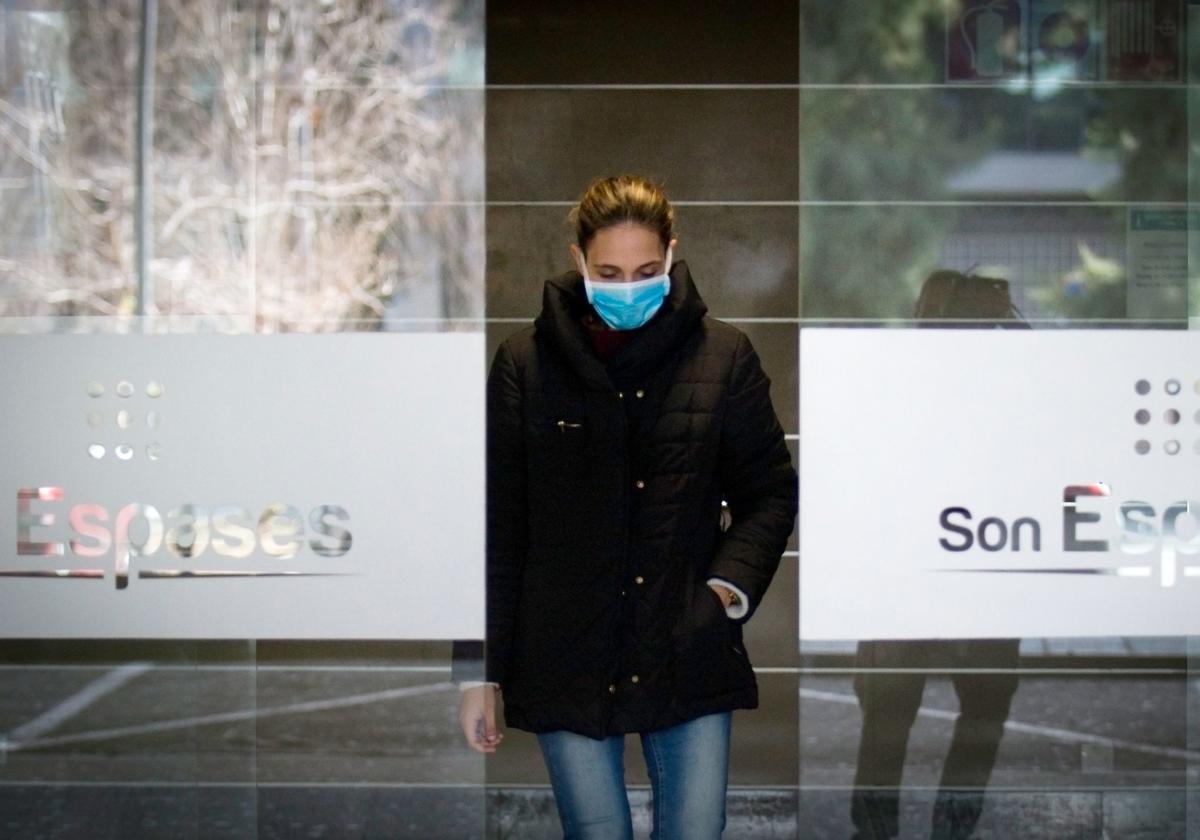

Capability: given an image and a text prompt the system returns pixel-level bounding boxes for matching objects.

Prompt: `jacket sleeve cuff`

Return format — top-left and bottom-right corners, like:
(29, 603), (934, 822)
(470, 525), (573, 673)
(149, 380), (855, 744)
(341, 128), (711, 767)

(706, 576), (751, 620)
(450, 639), (486, 683)
(458, 680), (500, 691)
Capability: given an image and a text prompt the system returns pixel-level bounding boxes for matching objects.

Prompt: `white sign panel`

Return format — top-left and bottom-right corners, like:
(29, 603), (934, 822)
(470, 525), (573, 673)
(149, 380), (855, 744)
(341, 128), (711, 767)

(800, 329), (1198, 640)
(0, 333), (484, 639)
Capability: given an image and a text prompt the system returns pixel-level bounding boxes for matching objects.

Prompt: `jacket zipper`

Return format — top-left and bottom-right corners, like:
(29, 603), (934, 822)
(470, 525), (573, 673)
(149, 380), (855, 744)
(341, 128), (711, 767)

(555, 419), (583, 433)
(610, 390), (630, 706)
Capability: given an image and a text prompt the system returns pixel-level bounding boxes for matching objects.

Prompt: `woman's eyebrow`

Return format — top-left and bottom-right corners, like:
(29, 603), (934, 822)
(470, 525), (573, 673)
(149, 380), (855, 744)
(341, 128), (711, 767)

(596, 260), (662, 271)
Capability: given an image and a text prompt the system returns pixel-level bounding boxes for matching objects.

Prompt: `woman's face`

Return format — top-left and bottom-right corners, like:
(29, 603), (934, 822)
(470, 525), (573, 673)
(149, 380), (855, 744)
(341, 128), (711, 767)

(569, 222), (677, 282)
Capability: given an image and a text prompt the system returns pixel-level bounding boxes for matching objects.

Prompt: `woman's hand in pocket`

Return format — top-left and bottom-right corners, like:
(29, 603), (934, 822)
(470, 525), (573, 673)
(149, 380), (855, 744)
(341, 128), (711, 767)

(707, 582), (736, 610)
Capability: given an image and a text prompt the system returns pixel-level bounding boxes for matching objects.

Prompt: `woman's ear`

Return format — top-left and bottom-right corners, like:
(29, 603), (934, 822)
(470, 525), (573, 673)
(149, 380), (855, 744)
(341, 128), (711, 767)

(568, 243), (583, 273)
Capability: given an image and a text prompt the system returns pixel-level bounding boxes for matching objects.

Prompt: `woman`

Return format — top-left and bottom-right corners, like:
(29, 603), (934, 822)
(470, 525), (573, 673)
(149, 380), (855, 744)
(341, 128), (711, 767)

(453, 174), (797, 839)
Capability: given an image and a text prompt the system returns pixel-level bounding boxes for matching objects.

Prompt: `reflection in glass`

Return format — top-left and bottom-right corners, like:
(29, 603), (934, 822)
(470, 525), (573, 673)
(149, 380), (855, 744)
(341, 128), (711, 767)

(0, 0), (484, 331)
(849, 270), (1027, 840)
(164, 504), (207, 558)
(0, 2), (485, 837)
(852, 640), (1021, 840)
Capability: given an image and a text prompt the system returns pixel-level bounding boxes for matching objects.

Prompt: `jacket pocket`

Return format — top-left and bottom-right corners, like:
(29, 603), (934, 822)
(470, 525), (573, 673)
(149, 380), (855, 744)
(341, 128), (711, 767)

(527, 415), (588, 454)
(526, 414), (589, 507)
(670, 581), (754, 702)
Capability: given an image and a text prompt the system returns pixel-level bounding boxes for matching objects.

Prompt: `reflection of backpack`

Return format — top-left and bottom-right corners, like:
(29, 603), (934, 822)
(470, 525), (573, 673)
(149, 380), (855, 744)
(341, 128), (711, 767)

(914, 270), (1029, 328)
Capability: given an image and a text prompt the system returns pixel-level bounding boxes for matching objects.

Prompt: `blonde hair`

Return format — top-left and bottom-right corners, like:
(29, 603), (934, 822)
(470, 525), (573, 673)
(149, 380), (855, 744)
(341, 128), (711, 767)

(567, 175), (675, 254)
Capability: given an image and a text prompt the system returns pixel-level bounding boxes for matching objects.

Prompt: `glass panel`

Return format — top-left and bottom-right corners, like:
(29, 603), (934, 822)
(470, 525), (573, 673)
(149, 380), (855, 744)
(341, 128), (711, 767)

(1, 0), (485, 836)
(800, 2), (1195, 837)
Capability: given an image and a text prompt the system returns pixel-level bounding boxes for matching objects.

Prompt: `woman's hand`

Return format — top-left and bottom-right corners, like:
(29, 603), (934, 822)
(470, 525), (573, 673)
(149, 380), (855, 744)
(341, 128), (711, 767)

(708, 582), (735, 609)
(458, 685), (504, 753)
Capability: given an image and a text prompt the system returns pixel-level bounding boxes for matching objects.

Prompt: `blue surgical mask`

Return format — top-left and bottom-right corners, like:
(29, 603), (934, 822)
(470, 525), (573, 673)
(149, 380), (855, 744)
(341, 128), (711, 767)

(579, 246), (673, 331)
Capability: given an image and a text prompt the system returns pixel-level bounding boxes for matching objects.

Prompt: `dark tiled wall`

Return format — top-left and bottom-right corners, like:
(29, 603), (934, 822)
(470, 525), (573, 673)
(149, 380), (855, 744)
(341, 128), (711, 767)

(484, 0), (802, 789)
(486, 0), (799, 85)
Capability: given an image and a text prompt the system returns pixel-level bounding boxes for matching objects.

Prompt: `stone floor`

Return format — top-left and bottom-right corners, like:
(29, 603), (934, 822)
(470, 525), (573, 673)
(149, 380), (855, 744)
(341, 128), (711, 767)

(0, 784), (1194, 838)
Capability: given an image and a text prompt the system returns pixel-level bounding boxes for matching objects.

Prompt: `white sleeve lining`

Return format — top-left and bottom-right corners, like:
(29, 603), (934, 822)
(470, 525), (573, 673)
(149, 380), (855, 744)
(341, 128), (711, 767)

(706, 576), (750, 619)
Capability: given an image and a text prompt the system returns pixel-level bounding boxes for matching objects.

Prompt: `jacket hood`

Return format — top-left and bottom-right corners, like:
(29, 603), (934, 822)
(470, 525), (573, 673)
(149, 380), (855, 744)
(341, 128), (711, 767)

(533, 259), (710, 391)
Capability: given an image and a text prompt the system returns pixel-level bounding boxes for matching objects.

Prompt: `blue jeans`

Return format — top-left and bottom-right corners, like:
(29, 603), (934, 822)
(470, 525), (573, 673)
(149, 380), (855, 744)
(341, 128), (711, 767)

(535, 711), (732, 840)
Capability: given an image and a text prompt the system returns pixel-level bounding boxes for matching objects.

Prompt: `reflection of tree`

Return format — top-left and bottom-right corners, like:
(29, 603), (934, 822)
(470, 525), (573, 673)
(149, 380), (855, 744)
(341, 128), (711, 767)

(0, 0), (482, 329)
(801, 0), (992, 320)
(1020, 86), (1188, 323)
(1028, 240), (1127, 322)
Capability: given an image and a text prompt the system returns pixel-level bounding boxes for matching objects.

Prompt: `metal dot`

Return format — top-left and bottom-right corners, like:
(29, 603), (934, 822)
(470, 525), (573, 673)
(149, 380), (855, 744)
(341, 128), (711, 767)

(116, 380), (134, 398)
(1135, 409), (1151, 425)
(115, 444), (133, 460)
(1134, 379), (1151, 395)
(1134, 440), (1150, 455)
(146, 442), (162, 461)
(1164, 409), (1180, 425)
(86, 381), (105, 397)
(146, 411), (160, 428)
(1165, 440), (1180, 456)
(87, 443), (106, 459)
(116, 409), (132, 429)
(1165, 379), (1181, 396)
(146, 381), (164, 398)
(86, 411), (104, 428)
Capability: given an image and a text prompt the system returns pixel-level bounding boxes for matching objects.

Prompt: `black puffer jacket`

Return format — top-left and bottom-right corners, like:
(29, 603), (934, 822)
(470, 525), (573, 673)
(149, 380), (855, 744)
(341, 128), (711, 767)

(452, 259), (797, 739)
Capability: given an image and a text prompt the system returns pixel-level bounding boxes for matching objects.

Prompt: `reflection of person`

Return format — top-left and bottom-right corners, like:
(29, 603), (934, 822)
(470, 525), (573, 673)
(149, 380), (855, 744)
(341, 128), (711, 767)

(850, 269), (1026, 840)
(851, 640), (1020, 840)
(452, 174), (797, 839)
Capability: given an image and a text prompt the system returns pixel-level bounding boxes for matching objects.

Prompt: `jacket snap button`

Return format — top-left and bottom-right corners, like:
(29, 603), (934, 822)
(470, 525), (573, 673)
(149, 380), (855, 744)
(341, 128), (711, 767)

(635, 389), (644, 398)
(634, 575), (644, 584)
(630, 674), (639, 684)
(635, 479), (645, 489)
(621, 588), (626, 596)
(617, 391), (624, 399)
(608, 683), (616, 694)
